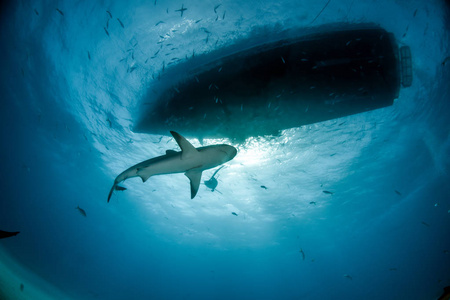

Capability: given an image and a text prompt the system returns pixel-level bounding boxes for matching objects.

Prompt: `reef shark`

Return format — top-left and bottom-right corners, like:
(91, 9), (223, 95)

(107, 131), (237, 202)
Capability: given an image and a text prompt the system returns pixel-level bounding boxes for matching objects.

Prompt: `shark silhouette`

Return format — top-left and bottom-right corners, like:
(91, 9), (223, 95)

(0, 230), (20, 239)
(108, 131), (237, 202)
(204, 166), (224, 191)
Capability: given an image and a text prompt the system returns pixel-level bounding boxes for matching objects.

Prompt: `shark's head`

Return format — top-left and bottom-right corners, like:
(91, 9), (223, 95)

(201, 144), (237, 166)
(221, 144), (237, 162)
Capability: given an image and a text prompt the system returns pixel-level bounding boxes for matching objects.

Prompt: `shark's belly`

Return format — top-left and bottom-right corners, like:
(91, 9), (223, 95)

(144, 154), (221, 177)
(149, 156), (193, 175)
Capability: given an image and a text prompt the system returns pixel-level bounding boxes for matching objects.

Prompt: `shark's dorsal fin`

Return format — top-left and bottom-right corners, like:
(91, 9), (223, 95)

(166, 150), (178, 155)
(170, 131), (198, 160)
(185, 170), (202, 199)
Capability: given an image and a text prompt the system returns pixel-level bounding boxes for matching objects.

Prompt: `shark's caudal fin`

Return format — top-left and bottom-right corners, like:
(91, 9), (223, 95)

(107, 183), (128, 202)
(107, 183), (116, 203)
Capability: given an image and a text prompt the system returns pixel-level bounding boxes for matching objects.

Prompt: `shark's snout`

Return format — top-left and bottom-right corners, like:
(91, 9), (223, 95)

(225, 145), (237, 160)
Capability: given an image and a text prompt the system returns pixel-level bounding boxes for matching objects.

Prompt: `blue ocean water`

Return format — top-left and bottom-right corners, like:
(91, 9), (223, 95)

(1, 0), (449, 299)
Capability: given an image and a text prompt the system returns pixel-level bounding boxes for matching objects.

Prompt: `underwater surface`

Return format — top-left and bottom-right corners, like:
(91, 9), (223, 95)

(0, 0), (449, 299)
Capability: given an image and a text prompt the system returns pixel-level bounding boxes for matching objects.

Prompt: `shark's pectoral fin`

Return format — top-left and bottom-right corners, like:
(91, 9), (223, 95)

(185, 170), (203, 199)
(170, 131), (199, 160)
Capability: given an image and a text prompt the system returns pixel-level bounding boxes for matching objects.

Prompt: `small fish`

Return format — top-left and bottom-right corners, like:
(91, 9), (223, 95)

(76, 206), (87, 217)
(309, 201), (316, 205)
(281, 56), (285, 64)
(106, 118), (112, 128)
(344, 274), (352, 280)
(444, 250), (449, 254)
(402, 25), (409, 38)
(394, 190), (402, 196)
(201, 27), (211, 34)
(115, 185), (127, 191)
(231, 212), (238, 216)
(261, 185), (268, 190)
(214, 4), (222, 13)
(421, 221), (430, 227)
(128, 65), (137, 73)
(87, 51), (91, 60)
(442, 57), (450, 66)
(152, 136), (163, 144)
(222, 11), (226, 19)
(0, 230), (20, 239)
(299, 248), (305, 260)
(56, 8), (64, 16)
(104, 27), (110, 37)
(175, 4), (187, 17)
(322, 190), (333, 194)
(106, 10), (112, 18)
(34, 9), (39, 16)
(155, 21), (164, 26)
(413, 9), (418, 17)
(117, 18), (124, 28)
(20, 284), (24, 292)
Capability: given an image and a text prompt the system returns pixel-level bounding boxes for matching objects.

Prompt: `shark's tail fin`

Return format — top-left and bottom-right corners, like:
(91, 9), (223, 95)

(107, 183), (116, 203)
